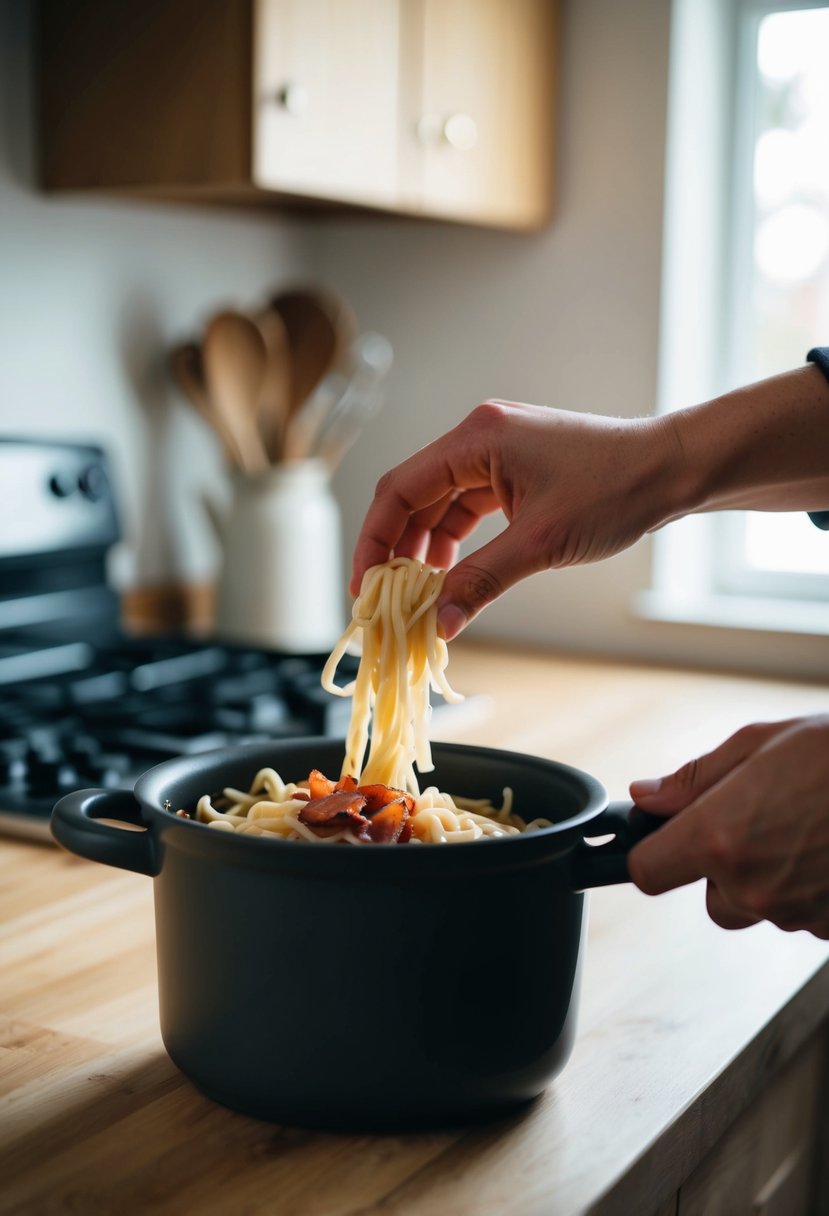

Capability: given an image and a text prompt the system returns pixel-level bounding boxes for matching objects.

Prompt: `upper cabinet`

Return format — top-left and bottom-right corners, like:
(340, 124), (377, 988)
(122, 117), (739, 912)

(39, 0), (558, 231)
(253, 0), (402, 208)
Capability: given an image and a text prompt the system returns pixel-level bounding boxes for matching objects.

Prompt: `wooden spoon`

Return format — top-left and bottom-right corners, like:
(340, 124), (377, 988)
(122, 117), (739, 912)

(270, 288), (357, 460)
(255, 306), (292, 464)
(169, 342), (246, 468)
(202, 311), (270, 476)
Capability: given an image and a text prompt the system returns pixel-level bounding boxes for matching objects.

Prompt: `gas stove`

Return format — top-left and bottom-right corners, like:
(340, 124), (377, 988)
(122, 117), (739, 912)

(0, 438), (357, 841)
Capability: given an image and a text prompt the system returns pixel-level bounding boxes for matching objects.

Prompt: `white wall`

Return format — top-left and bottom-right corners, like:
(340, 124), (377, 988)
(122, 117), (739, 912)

(321, 0), (674, 656)
(0, 0), (312, 586)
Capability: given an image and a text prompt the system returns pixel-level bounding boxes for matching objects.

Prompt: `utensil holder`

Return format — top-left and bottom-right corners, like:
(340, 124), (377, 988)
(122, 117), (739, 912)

(213, 460), (344, 652)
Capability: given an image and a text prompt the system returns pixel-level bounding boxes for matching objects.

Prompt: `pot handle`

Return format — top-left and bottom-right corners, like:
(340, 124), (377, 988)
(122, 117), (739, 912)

(51, 788), (159, 876)
(569, 800), (664, 890)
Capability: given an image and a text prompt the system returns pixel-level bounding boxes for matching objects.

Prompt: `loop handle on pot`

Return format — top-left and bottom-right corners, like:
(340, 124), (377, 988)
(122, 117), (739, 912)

(569, 800), (664, 891)
(51, 788), (158, 876)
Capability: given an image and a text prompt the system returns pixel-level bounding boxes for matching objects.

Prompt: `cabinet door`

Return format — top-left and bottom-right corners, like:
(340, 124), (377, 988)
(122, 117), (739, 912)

(408, 0), (557, 229)
(677, 1034), (824, 1216)
(254, 0), (401, 205)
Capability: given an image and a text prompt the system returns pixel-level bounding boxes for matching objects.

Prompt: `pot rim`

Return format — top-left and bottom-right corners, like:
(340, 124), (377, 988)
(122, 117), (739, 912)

(134, 736), (609, 854)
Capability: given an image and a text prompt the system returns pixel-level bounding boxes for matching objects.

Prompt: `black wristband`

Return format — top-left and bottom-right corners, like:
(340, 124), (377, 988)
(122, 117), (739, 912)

(807, 346), (829, 384)
(805, 348), (829, 528)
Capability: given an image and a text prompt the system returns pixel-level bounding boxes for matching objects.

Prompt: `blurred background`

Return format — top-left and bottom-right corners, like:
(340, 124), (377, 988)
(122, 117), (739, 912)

(1, 0), (828, 681)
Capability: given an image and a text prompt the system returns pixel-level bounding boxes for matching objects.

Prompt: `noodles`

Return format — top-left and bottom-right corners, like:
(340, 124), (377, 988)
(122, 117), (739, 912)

(190, 557), (553, 844)
(194, 768), (551, 844)
(321, 556), (461, 792)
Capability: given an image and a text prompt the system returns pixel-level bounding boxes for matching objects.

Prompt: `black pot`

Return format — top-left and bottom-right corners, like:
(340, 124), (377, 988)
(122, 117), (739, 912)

(51, 738), (659, 1130)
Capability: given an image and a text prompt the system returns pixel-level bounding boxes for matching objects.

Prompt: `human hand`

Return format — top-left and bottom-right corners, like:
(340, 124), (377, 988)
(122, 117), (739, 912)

(627, 715), (829, 938)
(351, 401), (682, 638)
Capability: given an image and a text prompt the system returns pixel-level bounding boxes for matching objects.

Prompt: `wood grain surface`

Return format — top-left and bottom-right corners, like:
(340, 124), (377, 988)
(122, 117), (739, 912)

(2, 643), (829, 1216)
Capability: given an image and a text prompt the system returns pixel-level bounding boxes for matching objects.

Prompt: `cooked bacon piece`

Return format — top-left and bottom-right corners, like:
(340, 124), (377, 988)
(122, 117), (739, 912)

(299, 790), (368, 828)
(365, 798), (409, 843)
(294, 771), (416, 843)
(308, 770), (337, 799)
(357, 783), (416, 816)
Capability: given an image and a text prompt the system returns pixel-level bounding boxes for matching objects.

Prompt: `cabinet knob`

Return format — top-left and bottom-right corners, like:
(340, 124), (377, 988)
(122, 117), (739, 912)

(274, 82), (309, 117)
(416, 112), (478, 152)
(443, 113), (478, 152)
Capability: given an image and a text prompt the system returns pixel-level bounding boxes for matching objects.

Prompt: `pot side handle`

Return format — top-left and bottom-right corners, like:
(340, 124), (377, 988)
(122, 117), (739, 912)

(569, 800), (664, 891)
(51, 788), (158, 876)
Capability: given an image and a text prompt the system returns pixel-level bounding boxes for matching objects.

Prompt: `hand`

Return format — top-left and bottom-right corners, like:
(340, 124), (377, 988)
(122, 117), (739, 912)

(627, 715), (829, 938)
(351, 401), (682, 638)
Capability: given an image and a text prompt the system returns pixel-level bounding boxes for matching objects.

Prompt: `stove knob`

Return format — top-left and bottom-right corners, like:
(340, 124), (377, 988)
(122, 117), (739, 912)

(48, 471), (78, 498)
(78, 463), (108, 502)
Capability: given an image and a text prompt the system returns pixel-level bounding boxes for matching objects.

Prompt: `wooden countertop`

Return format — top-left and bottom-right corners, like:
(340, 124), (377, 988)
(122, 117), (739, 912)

(3, 644), (829, 1215)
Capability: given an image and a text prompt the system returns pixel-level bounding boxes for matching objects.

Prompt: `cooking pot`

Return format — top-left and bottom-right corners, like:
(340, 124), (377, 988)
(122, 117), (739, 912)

(51, 738), (660, 1130)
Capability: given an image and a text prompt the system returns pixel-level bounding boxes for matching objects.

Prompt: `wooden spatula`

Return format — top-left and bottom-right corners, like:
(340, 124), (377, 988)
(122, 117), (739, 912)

(271, 287), (357, 460)
(255, 306), (292, 464)
(202, 311), (269, 475)
(169, 342), (245, 469)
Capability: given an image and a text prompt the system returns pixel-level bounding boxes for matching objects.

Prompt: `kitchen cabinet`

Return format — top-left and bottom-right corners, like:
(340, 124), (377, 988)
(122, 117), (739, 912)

(38, 0), (557, 231)
(676, 1033), (826, 1216)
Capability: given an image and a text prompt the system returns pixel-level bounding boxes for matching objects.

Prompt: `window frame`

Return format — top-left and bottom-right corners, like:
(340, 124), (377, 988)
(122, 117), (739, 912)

(710, 0), (829, 604)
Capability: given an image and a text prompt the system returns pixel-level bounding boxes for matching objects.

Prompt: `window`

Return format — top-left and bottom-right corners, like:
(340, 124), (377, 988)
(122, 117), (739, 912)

(645, 0), (829, 636)
(716, 1), (829, 601)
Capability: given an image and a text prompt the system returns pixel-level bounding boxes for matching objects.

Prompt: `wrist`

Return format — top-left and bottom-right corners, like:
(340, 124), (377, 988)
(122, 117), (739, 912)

(636, 412), (707, 528)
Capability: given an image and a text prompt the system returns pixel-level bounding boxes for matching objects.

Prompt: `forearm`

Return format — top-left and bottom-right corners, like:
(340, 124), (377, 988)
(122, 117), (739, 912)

(658, 365), (829, 520)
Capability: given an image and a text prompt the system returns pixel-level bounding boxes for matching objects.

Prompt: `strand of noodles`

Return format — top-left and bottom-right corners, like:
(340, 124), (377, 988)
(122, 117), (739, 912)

(320, 557), (463, 793)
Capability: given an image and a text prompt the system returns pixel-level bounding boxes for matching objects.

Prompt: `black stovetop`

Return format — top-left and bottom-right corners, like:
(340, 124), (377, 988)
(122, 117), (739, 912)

(0, 438), (355, 840)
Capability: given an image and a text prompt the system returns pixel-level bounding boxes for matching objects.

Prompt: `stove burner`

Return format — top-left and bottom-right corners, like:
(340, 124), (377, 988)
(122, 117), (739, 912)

(0, 438), (366, 841)
(0, 634), (358, 840)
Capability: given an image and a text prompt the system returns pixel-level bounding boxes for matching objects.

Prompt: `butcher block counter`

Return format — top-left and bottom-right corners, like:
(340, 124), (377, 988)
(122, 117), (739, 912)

(3, 643), (829, 1216)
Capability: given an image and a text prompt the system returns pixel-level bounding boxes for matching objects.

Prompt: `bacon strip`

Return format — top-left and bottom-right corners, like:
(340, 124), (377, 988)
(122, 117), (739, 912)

(308, 769), (337, 799)
(357, 783), (416, 816)
(297, 772), (415, 843)
(364, 798), (409, 843)
(298, 790), (368, 828)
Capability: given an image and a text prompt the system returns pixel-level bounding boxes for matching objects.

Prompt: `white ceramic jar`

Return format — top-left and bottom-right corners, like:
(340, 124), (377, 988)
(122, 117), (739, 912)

(213, 460), (344, 652)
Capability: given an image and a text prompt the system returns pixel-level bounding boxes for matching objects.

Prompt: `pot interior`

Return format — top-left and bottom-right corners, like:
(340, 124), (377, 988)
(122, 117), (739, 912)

(138, 737), (607, 837)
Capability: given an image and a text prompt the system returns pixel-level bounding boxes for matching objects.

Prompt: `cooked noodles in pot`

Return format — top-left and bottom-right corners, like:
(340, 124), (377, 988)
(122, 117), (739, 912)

(189, 557), (552, 844)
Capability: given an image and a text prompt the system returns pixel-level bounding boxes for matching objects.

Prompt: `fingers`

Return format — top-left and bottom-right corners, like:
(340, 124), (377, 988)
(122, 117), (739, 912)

(629, 720), (795, 814)
(350, 422), (494, 596)
(627, 805), (710, 895)
(434, 522), (548, 639)
(705, 881), (760, 931)
(393, 487), (501, 573)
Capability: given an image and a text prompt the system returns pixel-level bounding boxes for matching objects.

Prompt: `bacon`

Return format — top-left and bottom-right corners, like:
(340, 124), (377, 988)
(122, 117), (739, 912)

(308, 769), (337, 799)
(364, 798), (410, 843)
(298, 790), (368, 828)
(298, 771), (416, 843)
(357, 783), (416, 816)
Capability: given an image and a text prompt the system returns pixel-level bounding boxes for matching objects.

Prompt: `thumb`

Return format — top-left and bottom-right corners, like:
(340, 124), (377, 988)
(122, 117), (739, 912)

(629, 720), (793, 813)
(436, 526), (539, 640)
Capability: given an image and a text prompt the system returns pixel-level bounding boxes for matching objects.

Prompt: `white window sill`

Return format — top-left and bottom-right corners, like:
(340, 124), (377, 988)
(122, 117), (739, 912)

(635, 590), (829, 637)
